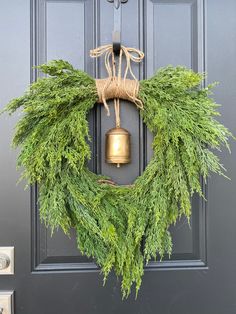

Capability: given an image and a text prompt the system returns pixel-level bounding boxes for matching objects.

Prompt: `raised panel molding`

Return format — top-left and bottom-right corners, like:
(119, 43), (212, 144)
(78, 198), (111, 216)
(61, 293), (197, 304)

(31, 0), (99, 272)
(144, 0), (207, 269)
(30, 0), (96, 79)
(31, 0), (207, 273)
(46, 1), (85, 69)
(145, 0), (204, 76)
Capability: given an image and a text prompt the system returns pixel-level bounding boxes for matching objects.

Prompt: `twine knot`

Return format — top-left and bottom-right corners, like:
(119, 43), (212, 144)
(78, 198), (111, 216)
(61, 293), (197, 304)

(90, 45), (144, 127)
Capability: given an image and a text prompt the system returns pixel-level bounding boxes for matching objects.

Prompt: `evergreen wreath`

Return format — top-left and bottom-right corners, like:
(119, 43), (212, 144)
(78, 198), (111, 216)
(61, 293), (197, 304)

(2, 45), (233, 298)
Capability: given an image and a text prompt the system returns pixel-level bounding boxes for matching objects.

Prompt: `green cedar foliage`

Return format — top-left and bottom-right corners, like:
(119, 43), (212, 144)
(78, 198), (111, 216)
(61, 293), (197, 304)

(2, 60), (233, 298)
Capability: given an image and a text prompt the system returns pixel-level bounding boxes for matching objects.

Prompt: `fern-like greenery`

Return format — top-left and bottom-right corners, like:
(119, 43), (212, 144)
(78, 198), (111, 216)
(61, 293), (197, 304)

(2, 60), (233, 298)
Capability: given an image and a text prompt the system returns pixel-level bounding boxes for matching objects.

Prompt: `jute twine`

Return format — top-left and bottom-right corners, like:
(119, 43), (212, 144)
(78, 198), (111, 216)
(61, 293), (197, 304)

(90, 45), (144, 127)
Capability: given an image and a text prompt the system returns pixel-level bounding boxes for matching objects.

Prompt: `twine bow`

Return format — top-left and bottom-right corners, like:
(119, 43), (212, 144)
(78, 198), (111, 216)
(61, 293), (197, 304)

(90, 44), (144, 127)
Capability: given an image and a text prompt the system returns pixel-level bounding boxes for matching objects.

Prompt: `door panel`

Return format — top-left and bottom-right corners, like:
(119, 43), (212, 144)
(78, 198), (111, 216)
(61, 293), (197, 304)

(32, 0), (205, 273)
(0, 0), (236, 313)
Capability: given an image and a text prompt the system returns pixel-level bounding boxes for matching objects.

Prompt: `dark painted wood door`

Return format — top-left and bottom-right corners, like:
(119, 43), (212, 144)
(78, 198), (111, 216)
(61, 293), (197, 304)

(1, 0), (236, 313)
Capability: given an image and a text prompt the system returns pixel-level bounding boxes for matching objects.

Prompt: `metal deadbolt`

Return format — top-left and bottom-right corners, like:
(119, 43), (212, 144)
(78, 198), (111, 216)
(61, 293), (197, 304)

(0, 254), (10, 271)
(0, 291), (14, 314)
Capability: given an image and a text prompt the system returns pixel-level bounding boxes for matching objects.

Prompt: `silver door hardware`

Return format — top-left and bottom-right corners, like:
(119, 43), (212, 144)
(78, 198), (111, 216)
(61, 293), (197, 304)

(0, 248), (14, 275)
(0, 291), (14, 314)
(0, 254), (10, 271)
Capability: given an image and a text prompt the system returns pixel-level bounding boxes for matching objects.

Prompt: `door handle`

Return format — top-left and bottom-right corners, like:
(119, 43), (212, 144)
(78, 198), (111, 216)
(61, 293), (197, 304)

(0, 248), (14, 275)
(0, 307), (3, 314)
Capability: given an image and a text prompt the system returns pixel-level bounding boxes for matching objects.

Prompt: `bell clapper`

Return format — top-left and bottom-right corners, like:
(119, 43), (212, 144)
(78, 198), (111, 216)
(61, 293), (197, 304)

(117, 163), (120, 168)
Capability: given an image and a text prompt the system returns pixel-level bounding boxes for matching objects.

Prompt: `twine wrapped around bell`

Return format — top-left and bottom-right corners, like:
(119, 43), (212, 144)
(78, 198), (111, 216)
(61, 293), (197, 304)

(105, 127), (131, 168)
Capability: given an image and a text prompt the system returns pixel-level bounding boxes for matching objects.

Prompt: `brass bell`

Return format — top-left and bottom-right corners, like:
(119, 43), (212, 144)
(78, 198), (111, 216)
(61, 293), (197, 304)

(105, 127), (131, 167)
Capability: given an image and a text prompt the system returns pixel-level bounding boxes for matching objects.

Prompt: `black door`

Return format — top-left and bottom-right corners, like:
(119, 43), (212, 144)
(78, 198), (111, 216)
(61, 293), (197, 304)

(0, 0), (236, 313)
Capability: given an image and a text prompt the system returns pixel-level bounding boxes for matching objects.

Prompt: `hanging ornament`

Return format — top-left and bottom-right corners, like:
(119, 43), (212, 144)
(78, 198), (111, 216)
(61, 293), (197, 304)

(105, 126), (131, 167)
(90, 45), (144, 168)
(105, 91), (131, 169)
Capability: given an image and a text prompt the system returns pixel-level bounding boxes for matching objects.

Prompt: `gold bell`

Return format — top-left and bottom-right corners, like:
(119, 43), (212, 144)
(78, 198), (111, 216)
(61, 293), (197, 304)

(105, 127), (131, 167)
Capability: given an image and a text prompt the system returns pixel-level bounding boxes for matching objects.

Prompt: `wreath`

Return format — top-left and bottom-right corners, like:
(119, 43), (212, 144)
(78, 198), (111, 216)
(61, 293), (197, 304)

(2, 45), (233, 298)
